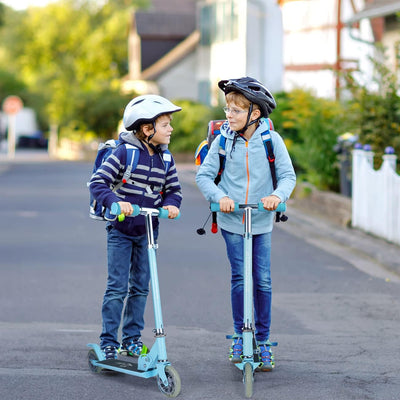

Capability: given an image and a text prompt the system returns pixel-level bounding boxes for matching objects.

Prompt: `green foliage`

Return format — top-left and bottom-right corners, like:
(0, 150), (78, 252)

(342, 45), (400, 169)
(271, 89), (352, 190)
(72, 87), (131, 139)
(168, 100), (219, 153)
(0, 70), (27, 98)
(0, 0), (146, 133)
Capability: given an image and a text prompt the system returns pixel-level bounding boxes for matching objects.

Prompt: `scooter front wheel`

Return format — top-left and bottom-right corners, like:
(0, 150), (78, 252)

(243, 362), (253, 398)
(87, 349), (103, 373)
(157, 365), (181, 398)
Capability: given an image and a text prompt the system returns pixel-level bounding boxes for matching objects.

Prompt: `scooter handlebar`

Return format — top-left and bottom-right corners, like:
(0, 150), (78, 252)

(210, 202), (286, 213)
(110, 202), (180, 222)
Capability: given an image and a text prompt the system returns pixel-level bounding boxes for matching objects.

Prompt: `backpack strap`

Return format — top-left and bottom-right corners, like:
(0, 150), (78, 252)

(113, 144), (139, 191)
(214, 135), (227, 186)
(162, 149), (172, 174)
(261, 125), (287, 222)
(261, 130), (277, 190)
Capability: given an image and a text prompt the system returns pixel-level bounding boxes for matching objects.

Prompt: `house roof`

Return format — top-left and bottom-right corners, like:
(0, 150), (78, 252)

(133, 0), (197, 70)
(141, 30), (200, 80)
(143, 0), (197, 14)
(135, 13), (196, 38)
(348, 0), (400, 23)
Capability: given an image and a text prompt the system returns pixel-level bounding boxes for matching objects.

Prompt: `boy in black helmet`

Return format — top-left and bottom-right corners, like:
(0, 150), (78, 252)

(88, 94), (182, 360)
(196, 77), (296, 371)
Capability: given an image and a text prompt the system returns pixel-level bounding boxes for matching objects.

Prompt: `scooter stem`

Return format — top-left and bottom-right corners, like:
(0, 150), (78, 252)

(144, 212), (168, 361)
(243, 206), (254, 359)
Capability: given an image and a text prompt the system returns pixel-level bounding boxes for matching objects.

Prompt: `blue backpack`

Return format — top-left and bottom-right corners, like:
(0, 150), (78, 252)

(89, 139), (171, 221)
(194, 118), (286, 233)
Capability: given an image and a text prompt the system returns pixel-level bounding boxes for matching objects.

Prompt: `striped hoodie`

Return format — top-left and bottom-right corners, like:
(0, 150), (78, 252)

(88, 131), (182, 236)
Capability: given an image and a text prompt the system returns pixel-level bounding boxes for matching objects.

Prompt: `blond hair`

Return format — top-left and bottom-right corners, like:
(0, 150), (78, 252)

(226, 92), (260, 111)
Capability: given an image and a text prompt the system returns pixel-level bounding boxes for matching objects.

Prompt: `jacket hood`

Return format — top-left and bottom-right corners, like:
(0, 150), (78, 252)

(220, 117), (270, 140)
(118, 131), (168, 152)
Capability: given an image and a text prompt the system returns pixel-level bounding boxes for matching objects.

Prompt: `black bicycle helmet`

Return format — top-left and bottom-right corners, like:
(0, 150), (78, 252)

(218, 76), (276, 117)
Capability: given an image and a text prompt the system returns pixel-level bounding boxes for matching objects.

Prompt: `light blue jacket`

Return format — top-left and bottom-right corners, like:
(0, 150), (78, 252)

(195, 119), (296, 234)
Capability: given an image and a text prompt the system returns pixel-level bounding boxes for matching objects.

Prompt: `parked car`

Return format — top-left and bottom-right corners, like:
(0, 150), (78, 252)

(0, 107), (47, 149)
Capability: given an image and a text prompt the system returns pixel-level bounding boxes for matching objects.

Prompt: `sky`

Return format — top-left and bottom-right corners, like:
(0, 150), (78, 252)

(1, 0), (56, 10)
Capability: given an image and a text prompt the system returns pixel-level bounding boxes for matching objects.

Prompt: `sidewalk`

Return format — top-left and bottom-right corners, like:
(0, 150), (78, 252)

(177, 164), (400, 282)
(0, 149), (54, 172)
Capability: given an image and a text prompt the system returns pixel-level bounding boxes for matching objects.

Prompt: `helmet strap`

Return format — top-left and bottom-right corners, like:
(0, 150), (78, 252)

(236, 103), (259, 135)
(147, 121), (156, 142)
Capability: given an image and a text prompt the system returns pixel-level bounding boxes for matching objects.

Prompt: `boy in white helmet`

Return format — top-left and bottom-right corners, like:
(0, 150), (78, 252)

(88, 94), (182, 360)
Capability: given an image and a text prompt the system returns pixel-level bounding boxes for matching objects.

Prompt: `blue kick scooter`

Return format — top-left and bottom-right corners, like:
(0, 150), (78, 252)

(211, 201), (286, 398)
(87, 203), (181, 398)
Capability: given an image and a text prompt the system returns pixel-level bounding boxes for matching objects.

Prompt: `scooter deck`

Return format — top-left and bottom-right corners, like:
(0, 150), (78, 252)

(93, 358), (158, 378)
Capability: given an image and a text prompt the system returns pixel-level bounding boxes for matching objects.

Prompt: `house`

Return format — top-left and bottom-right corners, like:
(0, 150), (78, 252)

(347, 0), (400, 75)
(123, 0), (283, 106)
(123, 0), (399, 103)
(122, 0), (199, 100)
(196, 0), (283, 106)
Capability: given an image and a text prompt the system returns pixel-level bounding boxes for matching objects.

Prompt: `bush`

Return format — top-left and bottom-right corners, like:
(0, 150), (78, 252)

(342, 45), (400, 170)
(168, 99), (222, 153)
(271, 89), (352, 190)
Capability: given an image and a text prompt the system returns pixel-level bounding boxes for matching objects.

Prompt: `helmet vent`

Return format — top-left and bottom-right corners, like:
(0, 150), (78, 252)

(131, 99), (145, 107)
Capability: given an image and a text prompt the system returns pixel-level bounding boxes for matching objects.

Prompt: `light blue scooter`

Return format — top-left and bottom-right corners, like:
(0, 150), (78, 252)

(211, 202), (286, 398)
(87, 203), (181, 398)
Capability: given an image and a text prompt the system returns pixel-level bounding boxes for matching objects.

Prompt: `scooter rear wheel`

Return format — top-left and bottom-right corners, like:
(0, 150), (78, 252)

(243, 362), (253, 398)
(88, 349), (103, 373)
(157, 365), (181, 398)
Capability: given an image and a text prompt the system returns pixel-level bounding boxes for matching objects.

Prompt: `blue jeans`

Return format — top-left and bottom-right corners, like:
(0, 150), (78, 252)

(100, 224), (158, 349)
(221, 229), (272, 342)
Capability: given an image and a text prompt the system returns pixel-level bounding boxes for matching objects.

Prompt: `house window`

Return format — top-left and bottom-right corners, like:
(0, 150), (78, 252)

(200, 0), (238, 45)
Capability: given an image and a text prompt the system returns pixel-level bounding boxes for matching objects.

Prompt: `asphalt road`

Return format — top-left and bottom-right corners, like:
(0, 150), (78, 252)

(0, 159), (399, 400)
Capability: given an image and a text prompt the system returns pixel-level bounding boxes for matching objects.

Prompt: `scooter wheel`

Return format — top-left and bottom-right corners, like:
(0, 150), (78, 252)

(88, 349), (103, 373)
(243, 362), (253, 398)
(157, 365), (181, 398)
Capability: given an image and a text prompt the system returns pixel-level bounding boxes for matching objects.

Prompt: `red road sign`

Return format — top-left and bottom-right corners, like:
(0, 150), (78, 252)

(2, 95), (23, 115)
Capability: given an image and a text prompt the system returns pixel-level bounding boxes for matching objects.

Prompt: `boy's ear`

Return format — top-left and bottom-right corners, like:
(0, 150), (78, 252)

(252, 108), (261, 119)
(142, 124), (154, 138)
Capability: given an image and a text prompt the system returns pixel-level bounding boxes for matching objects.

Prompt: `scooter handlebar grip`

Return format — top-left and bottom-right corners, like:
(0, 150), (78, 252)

(210, 202), (240, 212)
(110, 202), (140, 217)
(211, 202), (286, 212)
(275, 203), (286, 213)
(110, 202), (121, 215)
(210, 202), (220, 212)
(158, 208), (181, 219)
(257, 202), (286, 213)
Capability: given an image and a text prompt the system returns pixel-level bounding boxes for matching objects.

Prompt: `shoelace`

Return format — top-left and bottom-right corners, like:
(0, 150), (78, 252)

(104, 346), (117, 359)
(259, 345), (272, 362)
(126, 340), (143, 354)
(231, 338), (243, 355)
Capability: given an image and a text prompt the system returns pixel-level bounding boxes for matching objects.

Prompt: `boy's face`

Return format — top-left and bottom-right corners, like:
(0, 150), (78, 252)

(224, 100), (249, 132)
(148, 114), (173, 146)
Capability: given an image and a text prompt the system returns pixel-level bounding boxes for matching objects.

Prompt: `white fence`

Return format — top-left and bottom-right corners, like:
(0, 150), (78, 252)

(352, 148), (400, 245)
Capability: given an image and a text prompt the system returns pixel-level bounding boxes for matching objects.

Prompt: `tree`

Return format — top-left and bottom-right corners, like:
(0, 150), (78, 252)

(0, 0), (148, 136)
(342, 44), (400, 168)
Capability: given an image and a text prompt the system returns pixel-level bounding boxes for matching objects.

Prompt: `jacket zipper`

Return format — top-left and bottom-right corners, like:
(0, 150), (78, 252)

(243, 142), (250, 224)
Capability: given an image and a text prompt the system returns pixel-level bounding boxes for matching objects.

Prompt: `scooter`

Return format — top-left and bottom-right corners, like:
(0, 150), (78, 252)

(210, 201), (286, 398)
(87, 203), (181, 398)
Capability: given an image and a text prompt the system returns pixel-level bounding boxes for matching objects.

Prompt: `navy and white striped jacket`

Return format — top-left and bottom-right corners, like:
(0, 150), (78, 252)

(88, 132), (182, 236)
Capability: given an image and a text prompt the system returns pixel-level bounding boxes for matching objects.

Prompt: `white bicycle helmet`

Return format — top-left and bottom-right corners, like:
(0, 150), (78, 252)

(123, 94), (182, 132)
